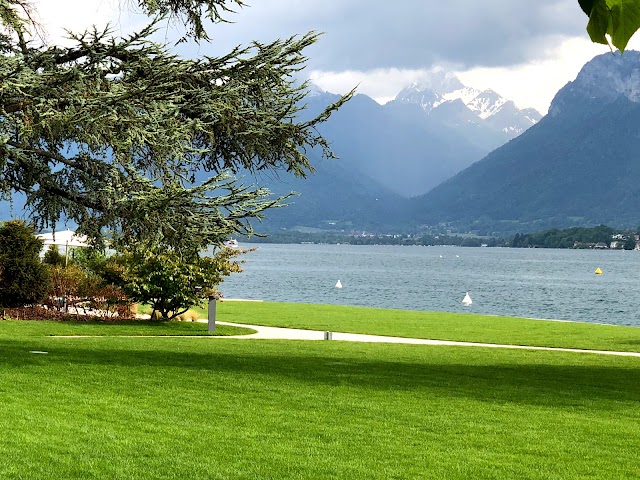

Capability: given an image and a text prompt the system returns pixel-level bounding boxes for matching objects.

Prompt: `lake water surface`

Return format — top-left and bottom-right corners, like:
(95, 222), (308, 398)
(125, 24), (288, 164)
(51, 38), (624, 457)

(220, 244), (640, 327)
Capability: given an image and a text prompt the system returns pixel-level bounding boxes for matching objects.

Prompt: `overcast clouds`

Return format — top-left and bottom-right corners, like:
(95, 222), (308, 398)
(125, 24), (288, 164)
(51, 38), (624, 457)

(34, 0), (628, 113)
(201, 0), (586, 70)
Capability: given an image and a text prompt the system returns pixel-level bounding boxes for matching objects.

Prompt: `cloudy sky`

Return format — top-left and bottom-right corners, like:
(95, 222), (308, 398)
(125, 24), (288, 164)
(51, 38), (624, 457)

(32, 0), (639, 113)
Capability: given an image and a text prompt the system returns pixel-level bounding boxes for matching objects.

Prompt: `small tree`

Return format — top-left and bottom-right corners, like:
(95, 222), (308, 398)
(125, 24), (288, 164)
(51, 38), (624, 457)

(0, 220), (50, 307)
(100, 245), (244, 320)
(623, 236), (636, 250)
(45, 262), (132, 317)
(46, 264), (83, 310)
(43, 245), (66, 267)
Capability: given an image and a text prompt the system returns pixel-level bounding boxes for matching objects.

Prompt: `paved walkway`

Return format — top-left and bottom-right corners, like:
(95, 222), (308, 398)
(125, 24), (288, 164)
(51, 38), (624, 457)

(213, 321), (640, 358)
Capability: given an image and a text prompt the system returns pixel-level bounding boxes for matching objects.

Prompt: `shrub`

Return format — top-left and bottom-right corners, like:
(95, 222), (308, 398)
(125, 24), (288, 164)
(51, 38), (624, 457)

(176, 309), (201, 322)
(43, 245), (66, 267)
(101, 245), (245, 320)
(0, 220), (50, 307)
(45, 263), (133, 318)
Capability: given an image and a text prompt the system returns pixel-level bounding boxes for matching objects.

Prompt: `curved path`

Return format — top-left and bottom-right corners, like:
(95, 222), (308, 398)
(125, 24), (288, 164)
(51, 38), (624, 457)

(215, 321), (640, 358)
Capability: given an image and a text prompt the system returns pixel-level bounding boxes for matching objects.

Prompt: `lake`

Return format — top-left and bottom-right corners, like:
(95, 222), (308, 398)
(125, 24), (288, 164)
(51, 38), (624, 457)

(220, 244), (640, 327)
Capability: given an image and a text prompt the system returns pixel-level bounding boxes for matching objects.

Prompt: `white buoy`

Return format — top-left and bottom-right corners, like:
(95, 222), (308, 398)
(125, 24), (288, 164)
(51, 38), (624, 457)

(462, 292), (472, 306)
(335, 280), (343, 289)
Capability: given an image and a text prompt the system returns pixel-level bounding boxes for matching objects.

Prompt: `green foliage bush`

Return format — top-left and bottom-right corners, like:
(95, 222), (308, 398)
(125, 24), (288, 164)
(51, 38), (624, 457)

(100, 246), (244, 320)
(0, 221), (50, 307)
(43, 245), (66, 267)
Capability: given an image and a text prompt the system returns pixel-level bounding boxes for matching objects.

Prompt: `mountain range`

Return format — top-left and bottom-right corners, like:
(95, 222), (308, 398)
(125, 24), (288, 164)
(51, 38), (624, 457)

(303, 72), (541, 199)
(413, 50), (640, 235)
(245, 72), (543, 232)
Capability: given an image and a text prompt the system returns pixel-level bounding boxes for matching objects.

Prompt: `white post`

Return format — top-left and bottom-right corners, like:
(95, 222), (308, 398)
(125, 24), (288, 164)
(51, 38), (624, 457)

(208, 296), (216, 332)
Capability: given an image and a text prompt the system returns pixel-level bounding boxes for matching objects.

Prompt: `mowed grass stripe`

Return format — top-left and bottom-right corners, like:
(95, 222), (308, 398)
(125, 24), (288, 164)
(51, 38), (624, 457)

(0, 336), (639, 479)
(212, 301), (640, 352)
(0, 319), (253, 337)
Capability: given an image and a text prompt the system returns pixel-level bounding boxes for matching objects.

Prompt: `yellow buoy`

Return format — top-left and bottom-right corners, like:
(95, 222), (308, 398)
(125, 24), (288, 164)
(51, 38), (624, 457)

(595, 267), (602, 275)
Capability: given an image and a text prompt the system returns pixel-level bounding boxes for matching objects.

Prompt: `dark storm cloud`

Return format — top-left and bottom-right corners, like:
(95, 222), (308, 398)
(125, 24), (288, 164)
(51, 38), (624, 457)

(201, 0), (588, 71)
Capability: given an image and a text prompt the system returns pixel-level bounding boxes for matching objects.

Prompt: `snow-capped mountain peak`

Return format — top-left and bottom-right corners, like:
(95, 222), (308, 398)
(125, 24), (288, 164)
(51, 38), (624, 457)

(396, 84), (442, 111)
(466, 89), (508, 119)
(394, 71), (541, 139)
(441, 86), (482, 106)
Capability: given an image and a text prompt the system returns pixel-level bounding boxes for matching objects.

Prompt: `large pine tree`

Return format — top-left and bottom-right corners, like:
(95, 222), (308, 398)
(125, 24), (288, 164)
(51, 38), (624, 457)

(0, 0), (349, 256)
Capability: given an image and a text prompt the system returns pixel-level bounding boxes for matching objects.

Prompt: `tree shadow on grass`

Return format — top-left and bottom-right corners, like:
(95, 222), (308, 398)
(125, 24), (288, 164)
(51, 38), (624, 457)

(1, 337), (639, 408)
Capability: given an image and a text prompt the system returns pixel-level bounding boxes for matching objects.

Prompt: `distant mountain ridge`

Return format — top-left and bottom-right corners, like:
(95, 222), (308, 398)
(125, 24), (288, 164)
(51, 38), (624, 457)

(301, 73), (541, 201)
(304, 90), (486, 199)
(412, 51), (640, 235)
(245, 73), (543, 231)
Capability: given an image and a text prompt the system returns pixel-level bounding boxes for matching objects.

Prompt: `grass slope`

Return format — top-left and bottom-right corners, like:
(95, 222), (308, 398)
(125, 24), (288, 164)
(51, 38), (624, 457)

(213, 301), (640, 352)
(0, 333), (639, 479)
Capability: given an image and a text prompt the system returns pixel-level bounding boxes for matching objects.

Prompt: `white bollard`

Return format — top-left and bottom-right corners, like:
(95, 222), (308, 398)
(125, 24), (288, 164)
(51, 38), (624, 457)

(208, 296), (216, 332)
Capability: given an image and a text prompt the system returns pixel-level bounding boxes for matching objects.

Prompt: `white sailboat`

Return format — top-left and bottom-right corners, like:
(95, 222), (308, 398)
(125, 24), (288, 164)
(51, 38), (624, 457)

(335, 280), (343, 289)
(462, 292), (472, 306)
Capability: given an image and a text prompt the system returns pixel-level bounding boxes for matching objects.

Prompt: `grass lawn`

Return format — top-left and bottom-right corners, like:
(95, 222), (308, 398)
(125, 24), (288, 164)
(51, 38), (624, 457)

(0, 319), (254, 337)
(0, 326), (639, 479)
(211, 301), (640, 352)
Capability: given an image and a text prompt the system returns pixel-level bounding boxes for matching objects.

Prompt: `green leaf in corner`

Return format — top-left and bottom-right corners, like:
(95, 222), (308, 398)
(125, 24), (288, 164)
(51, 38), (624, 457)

(610, 0), (640, 51)
(579, 0), (598, 16)
(581, 0), (640, 52)
(586, 0), (613, 47)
